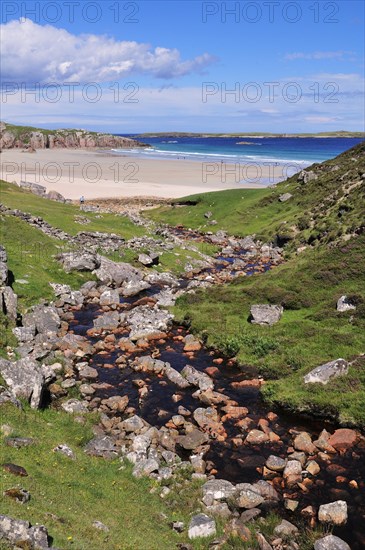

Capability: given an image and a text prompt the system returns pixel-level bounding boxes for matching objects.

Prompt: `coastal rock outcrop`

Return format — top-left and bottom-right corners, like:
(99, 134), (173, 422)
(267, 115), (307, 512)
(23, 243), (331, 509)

(0, 122), (147, 150)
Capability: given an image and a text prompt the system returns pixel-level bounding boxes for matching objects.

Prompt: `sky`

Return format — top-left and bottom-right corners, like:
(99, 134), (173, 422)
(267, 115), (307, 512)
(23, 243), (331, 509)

(1, 0), (364, 133)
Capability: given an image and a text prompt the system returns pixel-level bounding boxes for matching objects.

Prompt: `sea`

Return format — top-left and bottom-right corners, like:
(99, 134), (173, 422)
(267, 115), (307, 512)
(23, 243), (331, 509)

(113, 135), (364, 185)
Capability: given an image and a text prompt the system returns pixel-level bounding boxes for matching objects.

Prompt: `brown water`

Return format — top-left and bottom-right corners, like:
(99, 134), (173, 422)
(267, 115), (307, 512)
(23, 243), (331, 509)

(68, 252), (365, 549)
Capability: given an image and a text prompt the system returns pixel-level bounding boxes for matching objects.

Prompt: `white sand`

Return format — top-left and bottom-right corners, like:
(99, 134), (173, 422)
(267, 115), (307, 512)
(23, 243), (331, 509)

(0, 148), (285, 200)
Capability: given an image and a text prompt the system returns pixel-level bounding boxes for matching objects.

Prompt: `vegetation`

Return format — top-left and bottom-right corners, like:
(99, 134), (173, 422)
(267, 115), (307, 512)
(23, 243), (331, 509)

(174, 233), (365, 425)
(0, 404), (218, 550)
(148, 140), (365, 251)
(0, 214), (92, 312)
(0, 180), (146, 239)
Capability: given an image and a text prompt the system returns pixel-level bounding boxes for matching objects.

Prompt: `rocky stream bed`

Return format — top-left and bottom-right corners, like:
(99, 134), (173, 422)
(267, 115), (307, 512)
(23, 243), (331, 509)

(1, 229), (364, 549)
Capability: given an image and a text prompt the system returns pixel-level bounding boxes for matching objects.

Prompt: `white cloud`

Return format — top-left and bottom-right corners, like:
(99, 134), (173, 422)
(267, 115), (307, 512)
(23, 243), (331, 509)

(285, 51), (355, 61)
(0, 18), (215, 83)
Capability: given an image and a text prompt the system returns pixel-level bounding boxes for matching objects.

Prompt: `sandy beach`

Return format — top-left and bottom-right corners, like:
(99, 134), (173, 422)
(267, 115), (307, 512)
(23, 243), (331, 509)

(0, 148), (287, 200)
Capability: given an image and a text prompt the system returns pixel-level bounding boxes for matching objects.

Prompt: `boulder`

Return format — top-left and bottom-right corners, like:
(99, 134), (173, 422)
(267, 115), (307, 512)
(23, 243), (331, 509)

(328, 429), (358, 451)
(336, 296), (356, 312)
(84, 436), (118, 459)
(236, 484), (265, 509)
(121, 279), (151, 297)
(274, 519), (299, 537)
(77, 364), (98, 380)
(202, 479), (236, 501)
(164, 364), (191, 389)
(23, 305), (60, 335)
(127, 305), (173, 341)
(0, 358), (45, 409)
(293, 432), (317, 454)
(94, 257), (142, 286)
(45, 190), (66, 202)
(12, 326), (36, 343)
(121, 415), (145, 433)
(313, 429), (337, 453)
(93, 311), (121, 329)
(279, 193), (293, 202)
(314, 535), (351, 550)
(318, 501), (348, 525)
(256, 533), (273, 550)
(298, 170), (318, 183)
(99, 289), (120, 306)
(0, 261), (8, 285)
(246, 429), (269, 445)
(1, 286), (18, 321)
(138, 253), (154, 266)
(181, 365), (214, 391)
(250, 304), (283, 326)
(0, 515), (50, 549)
(193, 407), (221, 432)
(177, 428), (209, 450)
(0, 386), (22, 408)
(304, 359), (349, 385)
(188, 514), (216, 539)
(183, 334), (202, 352)
(265, 455), (286, 472)
(61, 399), (88, 414)
(58, 252), (100, 272)
(132, 458), (159, 477)
(53, 444), (75, 459)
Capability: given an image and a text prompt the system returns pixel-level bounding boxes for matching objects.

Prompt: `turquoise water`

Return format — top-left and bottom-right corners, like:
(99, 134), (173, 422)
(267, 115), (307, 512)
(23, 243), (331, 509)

(115, 135), (363, 168)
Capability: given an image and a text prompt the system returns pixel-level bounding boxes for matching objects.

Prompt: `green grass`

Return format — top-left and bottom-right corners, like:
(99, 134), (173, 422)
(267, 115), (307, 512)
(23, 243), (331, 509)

(0, 404), (223, 550)
(148, 188), (271, 236)
(3, 123), (100, 138)
(0, 215), (92, 312)
(0, 180), (146, 239)
(148, 141), (365, 249)
(173, 235), (365, 426)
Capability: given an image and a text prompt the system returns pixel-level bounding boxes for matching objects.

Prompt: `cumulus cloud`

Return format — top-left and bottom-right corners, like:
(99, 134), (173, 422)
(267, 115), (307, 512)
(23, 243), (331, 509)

(285, 51), (355, 61)
(0, 18), (216, 83)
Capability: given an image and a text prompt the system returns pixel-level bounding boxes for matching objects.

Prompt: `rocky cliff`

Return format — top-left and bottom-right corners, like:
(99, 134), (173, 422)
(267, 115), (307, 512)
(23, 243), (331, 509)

(0, 122), (148, 150)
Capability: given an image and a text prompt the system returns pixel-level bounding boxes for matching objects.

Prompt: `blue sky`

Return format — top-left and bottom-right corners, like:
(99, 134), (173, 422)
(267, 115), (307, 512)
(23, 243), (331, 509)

(1, 0), (364, 132)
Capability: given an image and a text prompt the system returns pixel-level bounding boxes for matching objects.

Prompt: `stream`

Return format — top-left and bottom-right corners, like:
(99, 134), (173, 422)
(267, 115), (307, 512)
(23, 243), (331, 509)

(67, 240), (365, 549)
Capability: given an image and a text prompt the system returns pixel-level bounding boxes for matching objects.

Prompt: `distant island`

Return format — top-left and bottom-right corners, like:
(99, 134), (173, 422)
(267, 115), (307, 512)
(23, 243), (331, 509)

(135, 131), (365, 139)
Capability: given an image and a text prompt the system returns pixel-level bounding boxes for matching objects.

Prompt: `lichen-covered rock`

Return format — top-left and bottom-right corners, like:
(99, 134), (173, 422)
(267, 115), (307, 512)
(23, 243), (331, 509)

(58, 252), (100, 273)
(188, 514), (216, 539)
(0, 514), (50, 549)
(314, 535), (351, 550)
(318, 501), (348, 525)
(304, 359), (349, 385)
(337, 295), (356, 312)
(0, 358), (45, 408)
(250, 304), (283, 326)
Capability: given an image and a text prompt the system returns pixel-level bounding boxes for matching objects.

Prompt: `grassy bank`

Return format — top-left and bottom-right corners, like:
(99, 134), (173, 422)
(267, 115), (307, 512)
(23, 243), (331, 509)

(148, 141), (365, 250)
(0, 404), (219, 550)
(0, 215), (91, 311)
(0, 180), (145, 239)
(173, 235), (365, 426)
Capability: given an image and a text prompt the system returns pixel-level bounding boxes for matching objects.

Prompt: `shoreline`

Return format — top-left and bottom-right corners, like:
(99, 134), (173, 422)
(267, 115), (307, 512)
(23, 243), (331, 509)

(0, 148), (288, 200)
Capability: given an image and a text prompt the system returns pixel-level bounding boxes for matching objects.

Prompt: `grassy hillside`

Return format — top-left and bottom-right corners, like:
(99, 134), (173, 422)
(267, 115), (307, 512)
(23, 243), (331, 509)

(151, 142), (365, 426)
(0, 180), (145, 239)
(149, 141), (365, 250)
(0, 404), (219, 550)
(173, 233), (365, 426)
